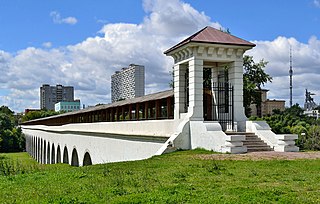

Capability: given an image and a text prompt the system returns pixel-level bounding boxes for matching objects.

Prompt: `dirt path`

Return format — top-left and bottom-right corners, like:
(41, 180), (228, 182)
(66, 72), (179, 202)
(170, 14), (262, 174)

(197, 151), (320, 161)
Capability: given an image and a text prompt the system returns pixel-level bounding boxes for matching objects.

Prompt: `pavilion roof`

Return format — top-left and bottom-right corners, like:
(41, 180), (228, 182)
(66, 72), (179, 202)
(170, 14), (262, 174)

(164, 26), (255, 54)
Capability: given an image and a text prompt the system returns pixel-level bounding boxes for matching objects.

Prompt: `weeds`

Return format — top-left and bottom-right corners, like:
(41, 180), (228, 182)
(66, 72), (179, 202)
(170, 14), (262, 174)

(0, 154), (41, 176)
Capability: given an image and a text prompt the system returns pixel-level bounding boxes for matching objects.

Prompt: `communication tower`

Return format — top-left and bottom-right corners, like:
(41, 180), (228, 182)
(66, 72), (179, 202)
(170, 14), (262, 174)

(289, 47), (293, 107)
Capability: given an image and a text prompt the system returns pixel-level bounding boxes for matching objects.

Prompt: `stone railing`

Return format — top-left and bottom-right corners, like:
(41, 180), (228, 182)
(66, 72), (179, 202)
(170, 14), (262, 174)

(246, 121), (299, 152)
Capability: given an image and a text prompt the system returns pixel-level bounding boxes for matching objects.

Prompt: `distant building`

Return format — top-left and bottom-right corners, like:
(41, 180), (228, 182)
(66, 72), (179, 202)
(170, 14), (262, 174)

(40, 84), (74, 110)
(55, 100), (81, 112)
(24, 109), (41, 114)
(111, 64), (145, 102)
(250, 89), (285, 117)
(304, 110), (319, 119)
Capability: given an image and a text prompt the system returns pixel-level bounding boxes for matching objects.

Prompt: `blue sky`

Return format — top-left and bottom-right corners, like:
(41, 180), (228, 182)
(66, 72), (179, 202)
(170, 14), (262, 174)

(1, 0), (320, 112)
(1, 0), (319, 51)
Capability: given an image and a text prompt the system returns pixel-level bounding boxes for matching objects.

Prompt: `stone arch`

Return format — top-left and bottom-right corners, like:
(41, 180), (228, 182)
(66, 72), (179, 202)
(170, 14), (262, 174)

(63, 146), (69, 164)
(40, 139), (43, 163)
(43, 140), (47, 164)
(36, 137), (40, 161)
(51, 143), (55, 164)
(83, 152), (92, 166)
(56, 145), (61, 163)
(47, 142), (50, 164)
(31, 136), (34, 157)
(36, 137), (40, 162)
(71, 148), (79, 167)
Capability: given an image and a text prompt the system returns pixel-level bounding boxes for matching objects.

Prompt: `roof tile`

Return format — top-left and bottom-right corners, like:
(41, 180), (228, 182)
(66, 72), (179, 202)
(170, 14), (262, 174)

(164, 26), (255, 54)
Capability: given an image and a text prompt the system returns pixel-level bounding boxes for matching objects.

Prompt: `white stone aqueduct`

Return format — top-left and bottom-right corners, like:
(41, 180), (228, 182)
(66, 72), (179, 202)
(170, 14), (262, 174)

(26, 135), (92, 166)
(22, 27), (299, 166)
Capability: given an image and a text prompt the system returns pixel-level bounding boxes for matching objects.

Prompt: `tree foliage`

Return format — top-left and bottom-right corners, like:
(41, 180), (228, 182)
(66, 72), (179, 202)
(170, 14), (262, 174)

(243, 55), (272, 117)
(21, 110), (61, 122)
(0, 106), (25, 152)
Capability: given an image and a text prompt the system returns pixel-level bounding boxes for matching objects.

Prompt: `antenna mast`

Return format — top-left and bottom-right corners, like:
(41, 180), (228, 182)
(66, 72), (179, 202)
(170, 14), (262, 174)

(289, 47), (293, 107)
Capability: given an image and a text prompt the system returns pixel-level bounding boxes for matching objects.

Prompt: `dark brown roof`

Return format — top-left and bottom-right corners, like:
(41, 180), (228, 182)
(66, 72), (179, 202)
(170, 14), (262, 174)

(22, 90), (173, 123)
(164, 26), (255, 54)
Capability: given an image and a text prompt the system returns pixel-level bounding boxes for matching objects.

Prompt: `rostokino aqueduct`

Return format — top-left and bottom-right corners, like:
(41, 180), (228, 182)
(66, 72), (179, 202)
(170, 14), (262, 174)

(22, 26), (299, 166)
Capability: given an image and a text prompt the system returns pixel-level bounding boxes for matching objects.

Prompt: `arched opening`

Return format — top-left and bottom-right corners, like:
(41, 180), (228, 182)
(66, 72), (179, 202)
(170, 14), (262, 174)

(32, 136), (34, 157)
(83, 152), (92, 166)
(63, 146), (69, 164)
(71, 148), (79, 167)
(40, 139), (43, 163)
(56, 145), (61, 163)
(47, 142), (50, 164)
(51, 143), (55, 164)
(43, 140), (46, 164)
(37, 137), (41, 162)
(38, 137), (40, 162)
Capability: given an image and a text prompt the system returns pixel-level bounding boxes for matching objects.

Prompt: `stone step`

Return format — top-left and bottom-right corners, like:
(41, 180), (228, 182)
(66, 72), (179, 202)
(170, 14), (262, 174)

(226, 132), (273, 152)
(244, 143), (271, 147)
(225, 132), (255, 136)
(247, 147), (273, 152)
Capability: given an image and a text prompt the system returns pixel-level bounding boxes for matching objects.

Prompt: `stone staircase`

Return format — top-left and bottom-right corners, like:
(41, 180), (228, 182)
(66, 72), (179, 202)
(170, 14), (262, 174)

(226, 132), (273, 152)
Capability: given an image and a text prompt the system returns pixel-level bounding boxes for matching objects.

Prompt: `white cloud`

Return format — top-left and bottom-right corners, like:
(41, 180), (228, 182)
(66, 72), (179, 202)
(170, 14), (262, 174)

(1, 0), (217, 112)
(314, 0), (320, 8)
(247, 35), (320, 106)
(50, 11), (78, 25)
(42, 42), (52, 48)
(1, 0), (320, 113)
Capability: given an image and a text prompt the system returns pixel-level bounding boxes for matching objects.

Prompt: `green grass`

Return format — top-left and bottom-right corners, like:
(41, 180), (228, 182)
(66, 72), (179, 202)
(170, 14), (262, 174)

(0, 151), (320, 203)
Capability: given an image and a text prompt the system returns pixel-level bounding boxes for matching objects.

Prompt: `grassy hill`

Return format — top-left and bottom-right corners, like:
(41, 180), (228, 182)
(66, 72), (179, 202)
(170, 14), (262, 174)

(1, 150), (320, 203)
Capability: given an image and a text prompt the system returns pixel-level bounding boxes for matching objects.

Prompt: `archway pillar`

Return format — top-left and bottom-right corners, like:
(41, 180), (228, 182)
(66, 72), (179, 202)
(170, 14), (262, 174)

(229, 58), (247, 131)
(173, 63), (187, 119)
(187, 57), (204, 120)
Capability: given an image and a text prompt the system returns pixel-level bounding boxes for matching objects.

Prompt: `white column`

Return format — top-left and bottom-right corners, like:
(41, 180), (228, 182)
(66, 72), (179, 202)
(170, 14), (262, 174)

(188, 58), (203, 120)
(174, 63), (187, 119)
(229, 59), (247, 126)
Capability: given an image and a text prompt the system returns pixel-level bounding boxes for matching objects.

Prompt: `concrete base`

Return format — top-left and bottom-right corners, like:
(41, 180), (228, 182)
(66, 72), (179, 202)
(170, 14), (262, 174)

(188, 121), (246, 153)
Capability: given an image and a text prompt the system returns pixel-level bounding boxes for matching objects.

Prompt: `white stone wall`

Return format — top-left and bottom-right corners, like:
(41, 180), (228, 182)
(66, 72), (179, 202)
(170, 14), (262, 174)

(24, 129), (166, 166)
(22, 120), (175, 166)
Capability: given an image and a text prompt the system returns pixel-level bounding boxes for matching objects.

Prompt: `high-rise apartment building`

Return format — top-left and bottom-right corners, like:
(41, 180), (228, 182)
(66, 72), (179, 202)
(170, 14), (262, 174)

(40, 84), (74, 110)
(111, 64), (145, 102)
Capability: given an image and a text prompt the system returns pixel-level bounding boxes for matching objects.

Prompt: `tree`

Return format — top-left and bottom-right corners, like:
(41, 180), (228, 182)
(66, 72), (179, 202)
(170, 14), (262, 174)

(0, 105), (14, 115)
(243, 55), (272, 117)
(21, 110), (60, 122)
(0, 107), (25, 152)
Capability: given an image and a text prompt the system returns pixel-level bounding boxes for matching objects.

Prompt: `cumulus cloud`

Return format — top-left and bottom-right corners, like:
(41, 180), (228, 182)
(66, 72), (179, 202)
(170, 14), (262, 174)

(1, 0), (217, 112)
(42, 42), (52, 48)
(50, 11), (78, 25)
(248, 36), (320, 106)
(1, 0), (320, 112)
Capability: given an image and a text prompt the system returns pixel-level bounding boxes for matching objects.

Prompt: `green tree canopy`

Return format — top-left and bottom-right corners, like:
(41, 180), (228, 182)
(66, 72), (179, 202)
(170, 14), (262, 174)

(21, 110), (61, 122)
(0, 106), (25, 152)
(243, 55), (272, 117)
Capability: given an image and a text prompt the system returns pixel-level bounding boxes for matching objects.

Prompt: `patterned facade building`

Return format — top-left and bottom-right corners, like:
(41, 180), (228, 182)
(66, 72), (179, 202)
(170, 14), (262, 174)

(111, 64), (145, 102)
(40, 84), (74, 110)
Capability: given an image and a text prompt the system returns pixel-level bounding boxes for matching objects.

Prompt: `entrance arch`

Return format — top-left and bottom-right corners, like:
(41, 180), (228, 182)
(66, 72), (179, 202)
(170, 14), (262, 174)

(63, 146), (69, 164)
(56, 145), (61, 163)
(47, 142), (50, 164)
(51, 143), (55, 164)
(43, 140), (46, 164)
(83, 152), (92, 166)
(37, 137), (40, 161)
(40, 139), (43, 163)
(71, 148), (79, 167)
